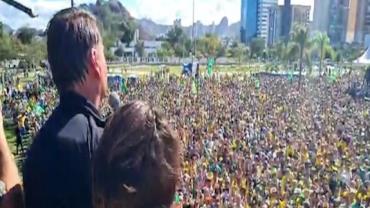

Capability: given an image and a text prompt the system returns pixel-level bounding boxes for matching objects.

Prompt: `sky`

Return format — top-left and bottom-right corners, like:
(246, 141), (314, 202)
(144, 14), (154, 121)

(0, 0), (314, 30)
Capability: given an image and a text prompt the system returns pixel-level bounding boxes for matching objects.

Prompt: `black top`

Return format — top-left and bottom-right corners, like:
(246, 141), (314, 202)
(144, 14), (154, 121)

(23, 91), (105, 208)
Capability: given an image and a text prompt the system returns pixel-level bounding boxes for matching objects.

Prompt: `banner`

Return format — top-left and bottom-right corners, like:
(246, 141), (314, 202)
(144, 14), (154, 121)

(120, 78), (128, 93)
(207, 58), (215, 76)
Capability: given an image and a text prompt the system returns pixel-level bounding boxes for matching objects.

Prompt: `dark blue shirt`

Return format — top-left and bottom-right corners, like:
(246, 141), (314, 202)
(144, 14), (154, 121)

(23, 91), (105, 208)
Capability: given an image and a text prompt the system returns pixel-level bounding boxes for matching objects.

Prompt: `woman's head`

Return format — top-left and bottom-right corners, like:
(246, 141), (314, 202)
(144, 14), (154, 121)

(93, 101), (182, 208)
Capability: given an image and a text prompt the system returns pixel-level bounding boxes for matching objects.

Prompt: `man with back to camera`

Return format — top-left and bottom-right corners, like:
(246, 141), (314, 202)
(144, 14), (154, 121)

(23, 8), (108, 208)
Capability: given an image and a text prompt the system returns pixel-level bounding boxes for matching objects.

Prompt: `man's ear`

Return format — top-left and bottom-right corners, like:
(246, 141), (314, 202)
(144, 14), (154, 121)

(89, 47), (101, 79)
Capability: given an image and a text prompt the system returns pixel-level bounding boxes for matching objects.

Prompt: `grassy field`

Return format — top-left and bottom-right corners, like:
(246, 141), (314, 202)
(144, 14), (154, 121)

(108, 64), (264, 77)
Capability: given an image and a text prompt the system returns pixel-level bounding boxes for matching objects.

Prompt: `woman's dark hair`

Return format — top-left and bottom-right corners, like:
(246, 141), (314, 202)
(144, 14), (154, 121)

(47, 8), (100, 92)
(93, 101), (182, 208)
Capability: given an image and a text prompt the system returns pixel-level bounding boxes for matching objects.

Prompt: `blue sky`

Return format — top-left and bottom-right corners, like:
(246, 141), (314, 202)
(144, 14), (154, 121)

(0, 0), (313, 30)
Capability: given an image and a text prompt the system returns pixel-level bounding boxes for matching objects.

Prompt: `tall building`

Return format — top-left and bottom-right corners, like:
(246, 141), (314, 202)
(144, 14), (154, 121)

(274, 4), (310, 42)
(281, 0), (292, 39)
(257, 0), (278, 42)
(275, 6), (283, 42)
(355, 0), (366, 43)
(268, 7), (278, 45)
(346, 0), (359, 43)
(291, 5), (311, 27)
(359, 0), (370, 45)
(328, 0), (350, 45)
(312, 0), (331, 33)
(241, 0), (258, 43)
(240, 0), (278, 44)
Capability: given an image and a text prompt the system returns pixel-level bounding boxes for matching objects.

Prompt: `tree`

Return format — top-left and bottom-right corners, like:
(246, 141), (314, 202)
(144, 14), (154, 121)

(228, 42), (247, 64)
(135, 41), (145, 57)
(165, 25), (189, 57)
(197, 34), (222, 58)
(156, 42), (174, 58)
(90, 0), (138, 48)
(291, 25), (311, 89)
(167, 25), (186, 48)
(16, 27), (37, 44)
(250, 37), (265, 59)
(0, 22), (3, 37)
(120, 19), (137, 46)
(314, 33), (333, 76)
(0, 33), (18, 62)
(19, 39), (47, 69)
(103, 33), (117, 60)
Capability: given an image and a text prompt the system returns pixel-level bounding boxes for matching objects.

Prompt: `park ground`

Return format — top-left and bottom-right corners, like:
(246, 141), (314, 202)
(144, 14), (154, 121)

(108, 64), (264, 77)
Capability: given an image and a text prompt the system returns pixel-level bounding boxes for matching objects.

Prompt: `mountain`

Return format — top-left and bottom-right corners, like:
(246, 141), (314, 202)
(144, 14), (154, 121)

(216, 17), (229, 36)
(79, 0), (239, 42)
(139, 18), (171, 38)
(228, 22), (240, 40)
(138, 17), (240, 40)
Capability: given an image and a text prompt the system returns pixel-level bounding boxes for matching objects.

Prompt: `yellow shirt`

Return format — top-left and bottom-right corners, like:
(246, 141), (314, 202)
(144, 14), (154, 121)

(281, 175), (287, 193)
(279, 200), (287, 208)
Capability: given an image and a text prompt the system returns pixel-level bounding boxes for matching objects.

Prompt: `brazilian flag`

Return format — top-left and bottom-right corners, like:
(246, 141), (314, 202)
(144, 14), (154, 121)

(207, 58), (215, 76)
(288, 70), (294, 83)
(120, 78), (128, 93)
(254, 78), (260, 90)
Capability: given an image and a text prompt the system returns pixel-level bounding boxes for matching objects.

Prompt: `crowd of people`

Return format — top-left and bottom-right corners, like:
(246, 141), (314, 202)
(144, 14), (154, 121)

(1, 78), (56, 155)
(1, 7), (370, 208)
(4, 70), (370, 207)
(119, 73), (370, 207)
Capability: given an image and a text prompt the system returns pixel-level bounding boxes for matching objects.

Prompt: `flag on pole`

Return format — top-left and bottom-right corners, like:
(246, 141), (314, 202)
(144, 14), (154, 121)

(254, 78), (260, 90)
(33, 104), (45, 116)
(288, 70), (294, 83)
(120, 78), (128, 93)
(207, 58), (214, 76)
(328, 70), (337, 83)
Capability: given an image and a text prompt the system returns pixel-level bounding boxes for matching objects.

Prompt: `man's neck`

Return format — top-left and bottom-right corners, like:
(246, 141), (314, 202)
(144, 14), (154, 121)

(71, 87), (101, 109)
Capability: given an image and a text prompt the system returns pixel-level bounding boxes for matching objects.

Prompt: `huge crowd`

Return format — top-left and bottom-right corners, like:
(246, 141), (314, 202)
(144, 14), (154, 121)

(2, 71), (369, 207)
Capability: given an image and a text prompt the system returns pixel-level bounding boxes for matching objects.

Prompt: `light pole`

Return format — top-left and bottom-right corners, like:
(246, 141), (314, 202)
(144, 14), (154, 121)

(191, 0), (195, 63)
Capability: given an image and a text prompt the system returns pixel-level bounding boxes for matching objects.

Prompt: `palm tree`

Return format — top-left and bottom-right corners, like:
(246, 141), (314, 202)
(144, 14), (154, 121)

(291, 25), (311, 89)
(275, 41), (294, 67)
(314, 33), (333, 76)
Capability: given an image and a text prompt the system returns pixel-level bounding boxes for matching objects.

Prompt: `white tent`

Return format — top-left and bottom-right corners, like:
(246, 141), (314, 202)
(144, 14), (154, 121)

(354, 48), (370, 64)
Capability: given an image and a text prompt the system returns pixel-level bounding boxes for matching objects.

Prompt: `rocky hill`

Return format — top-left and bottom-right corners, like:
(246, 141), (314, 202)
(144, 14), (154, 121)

(139, 17), (240, 40)
(79, 0), (240, 41)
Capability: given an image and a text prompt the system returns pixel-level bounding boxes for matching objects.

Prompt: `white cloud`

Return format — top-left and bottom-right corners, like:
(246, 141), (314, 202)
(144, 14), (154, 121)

(125, 0), (241, 26)
(0, 0), (94, 29)
(0, 0), (314, 30)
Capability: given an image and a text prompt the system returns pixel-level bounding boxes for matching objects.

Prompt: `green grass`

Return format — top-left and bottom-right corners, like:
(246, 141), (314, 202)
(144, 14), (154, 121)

(108, 64), (262, 77)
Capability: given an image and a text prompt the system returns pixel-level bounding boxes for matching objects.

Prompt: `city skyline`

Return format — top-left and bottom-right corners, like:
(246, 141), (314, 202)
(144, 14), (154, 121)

(0, 0), (314, 30)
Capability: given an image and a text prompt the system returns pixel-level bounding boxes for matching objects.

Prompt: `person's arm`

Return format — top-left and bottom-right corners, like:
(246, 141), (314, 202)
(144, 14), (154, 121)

(0, 110), (24, 208)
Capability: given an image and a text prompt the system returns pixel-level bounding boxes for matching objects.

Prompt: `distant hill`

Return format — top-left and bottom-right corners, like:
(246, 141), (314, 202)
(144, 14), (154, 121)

(138, 18), (170, 39)
(78, 0), (239, 42)
(80, 0), (133, 26)
(139, 17), (240, 40)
